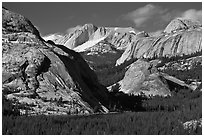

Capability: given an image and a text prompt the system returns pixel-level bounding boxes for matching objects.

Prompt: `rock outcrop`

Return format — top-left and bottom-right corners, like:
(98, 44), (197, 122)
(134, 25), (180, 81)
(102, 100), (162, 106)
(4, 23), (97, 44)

(80, 41), (118, 55)
(2, 8), (109, 115)
(183, 118), (202, 132)
(105, 27), (138, 50)
(2, 7), (40, 37)
(118, 59), (192, 96)
(116, 19), (202, 65)
(164, 18), (201, 33)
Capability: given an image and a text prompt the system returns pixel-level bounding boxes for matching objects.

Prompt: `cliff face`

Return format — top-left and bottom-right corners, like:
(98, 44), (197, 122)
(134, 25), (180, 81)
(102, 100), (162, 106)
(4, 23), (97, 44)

(116, 19), (202, 66)
(117, 59), (170, 96)
(2, 8), (109, 115)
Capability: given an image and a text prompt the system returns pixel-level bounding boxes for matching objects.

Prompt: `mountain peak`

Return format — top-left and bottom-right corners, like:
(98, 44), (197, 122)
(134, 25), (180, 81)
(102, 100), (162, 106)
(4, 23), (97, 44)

(2, 8), (40, 37)
(164, 18), (201, 33)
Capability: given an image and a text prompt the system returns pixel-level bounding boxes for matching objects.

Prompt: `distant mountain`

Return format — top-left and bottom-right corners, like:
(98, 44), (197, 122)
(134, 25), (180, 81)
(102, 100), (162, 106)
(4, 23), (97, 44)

(42, 24), (140, 71)
(2, 8), (109, 115)
(116, 18), (202, 65)
(43, 24), (139, 52)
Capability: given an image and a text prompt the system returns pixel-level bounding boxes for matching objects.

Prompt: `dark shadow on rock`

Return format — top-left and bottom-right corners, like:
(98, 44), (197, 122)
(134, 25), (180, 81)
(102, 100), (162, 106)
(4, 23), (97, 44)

(48, 42), (110, 112)
(36, 56), (51, 75)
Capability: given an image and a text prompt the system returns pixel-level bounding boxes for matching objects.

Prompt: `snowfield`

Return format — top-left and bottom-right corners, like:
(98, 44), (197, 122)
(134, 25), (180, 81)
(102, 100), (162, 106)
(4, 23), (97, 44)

(74, 36), (107, 52)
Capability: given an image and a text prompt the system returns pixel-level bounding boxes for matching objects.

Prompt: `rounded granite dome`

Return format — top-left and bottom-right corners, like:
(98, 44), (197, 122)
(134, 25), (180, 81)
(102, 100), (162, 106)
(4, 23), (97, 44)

(2, 7), (40, 37)
(164, 18), (201, 34)
(164, 18), (188, 33)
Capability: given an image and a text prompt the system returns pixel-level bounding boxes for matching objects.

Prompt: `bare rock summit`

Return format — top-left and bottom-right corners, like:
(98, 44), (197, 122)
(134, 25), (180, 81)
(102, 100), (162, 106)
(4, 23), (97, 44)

(2, 8), (109, 115)
(116, 19), (202, 65)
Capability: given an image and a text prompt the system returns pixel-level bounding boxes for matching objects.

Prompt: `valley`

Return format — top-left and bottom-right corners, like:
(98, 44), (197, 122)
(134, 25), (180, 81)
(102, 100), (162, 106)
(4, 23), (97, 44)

(2, 4), (202, 135)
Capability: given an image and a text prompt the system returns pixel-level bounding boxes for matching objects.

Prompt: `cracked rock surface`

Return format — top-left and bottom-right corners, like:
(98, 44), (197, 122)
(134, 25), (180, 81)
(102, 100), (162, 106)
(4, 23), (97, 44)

(2, 7), (109, 115)
(116, 18), (202, 65)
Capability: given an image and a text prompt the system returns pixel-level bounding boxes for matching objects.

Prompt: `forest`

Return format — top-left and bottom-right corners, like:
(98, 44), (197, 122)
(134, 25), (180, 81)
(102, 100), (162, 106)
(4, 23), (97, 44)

(2, 84), (202, 135)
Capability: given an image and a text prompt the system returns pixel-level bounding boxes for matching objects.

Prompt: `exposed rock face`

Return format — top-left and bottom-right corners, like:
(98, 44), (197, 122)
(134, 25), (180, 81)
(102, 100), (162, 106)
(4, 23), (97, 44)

(2, 7), (39, 35)
(44, 24), (137, 52)
(118, 59), (192, 96)
(183, 118), (202, 132)
(73, 35), (108, 53)
(105, 27), (138, 50)
(81, 41), (118, 55)
(118, 59), (170, 96)
(43, 25), (137, 68)
(116, 19), (202, 66)
(2, 8), (109, 115)
(135, 31), (149, 38)
(54, 24), (98, 49)
(164, 18), (201, 33)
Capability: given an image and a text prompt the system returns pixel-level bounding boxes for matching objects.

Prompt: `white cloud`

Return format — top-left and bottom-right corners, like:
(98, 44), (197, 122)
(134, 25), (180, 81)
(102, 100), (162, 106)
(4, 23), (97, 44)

(123, 4), (202, 31)
(179, 9), (202, 23)
(124, 4), (169, 27)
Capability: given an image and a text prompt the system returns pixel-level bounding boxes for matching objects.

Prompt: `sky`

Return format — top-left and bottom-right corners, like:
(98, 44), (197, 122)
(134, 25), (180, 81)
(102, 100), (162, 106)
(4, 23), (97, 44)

(2, 2), (202, 36)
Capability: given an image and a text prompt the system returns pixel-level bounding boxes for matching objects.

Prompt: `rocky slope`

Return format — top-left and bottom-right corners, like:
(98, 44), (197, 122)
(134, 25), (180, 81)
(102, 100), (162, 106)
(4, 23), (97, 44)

(116, 18), (202, 65)
(159, 56), (202, 91)
(164, 18), (202, 33)
(2, 8), (110, 115)
(54, 24), (98, 49)
(80, 41), (118, 55)
(115, 59), (193, 96)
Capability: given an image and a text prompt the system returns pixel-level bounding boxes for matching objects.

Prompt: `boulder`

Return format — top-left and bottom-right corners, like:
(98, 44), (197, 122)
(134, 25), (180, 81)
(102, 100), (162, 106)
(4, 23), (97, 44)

(118, 59), (170, 96)
(118, 59), (192, 96)
(183, 118), (202, 132)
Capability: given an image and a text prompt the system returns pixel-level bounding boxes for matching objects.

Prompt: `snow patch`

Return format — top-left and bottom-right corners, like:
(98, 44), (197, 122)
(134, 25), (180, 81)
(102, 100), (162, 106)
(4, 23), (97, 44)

(129, 30), (136, 34)
(74, 36), (107, 52)
(114, 27), (119, 31)
(43, 34), (63, 41)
